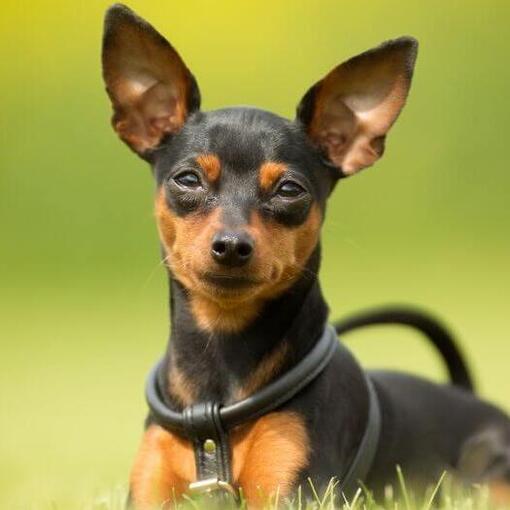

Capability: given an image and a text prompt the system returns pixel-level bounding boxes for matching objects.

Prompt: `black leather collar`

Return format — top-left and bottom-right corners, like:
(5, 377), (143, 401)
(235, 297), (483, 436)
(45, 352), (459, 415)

(146, 325), (338, 433)
(144, 324), (381, 499)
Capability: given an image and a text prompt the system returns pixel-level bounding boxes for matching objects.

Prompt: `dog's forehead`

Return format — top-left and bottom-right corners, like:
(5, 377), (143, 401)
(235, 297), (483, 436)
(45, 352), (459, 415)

(154, 106), (331, 198)
(198, 108), (294, 166)
(176, 107), (317, 173)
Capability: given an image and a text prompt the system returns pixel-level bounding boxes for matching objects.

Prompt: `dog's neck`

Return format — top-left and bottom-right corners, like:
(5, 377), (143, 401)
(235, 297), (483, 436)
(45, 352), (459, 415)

(162, 247), (329, 408)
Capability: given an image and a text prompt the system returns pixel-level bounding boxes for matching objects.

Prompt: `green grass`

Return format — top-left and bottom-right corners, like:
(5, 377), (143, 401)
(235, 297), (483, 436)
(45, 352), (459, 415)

(19, 473), (508, 510)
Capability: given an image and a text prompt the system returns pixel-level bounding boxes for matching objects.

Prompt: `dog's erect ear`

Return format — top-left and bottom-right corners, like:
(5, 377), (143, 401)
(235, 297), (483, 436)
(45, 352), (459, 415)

(296, 37), (418, 177)
(102, 4), (200, 158)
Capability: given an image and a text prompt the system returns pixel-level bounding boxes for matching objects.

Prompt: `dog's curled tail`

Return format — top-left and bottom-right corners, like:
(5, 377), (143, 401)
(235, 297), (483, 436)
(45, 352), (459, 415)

(334, 306), (475, 392)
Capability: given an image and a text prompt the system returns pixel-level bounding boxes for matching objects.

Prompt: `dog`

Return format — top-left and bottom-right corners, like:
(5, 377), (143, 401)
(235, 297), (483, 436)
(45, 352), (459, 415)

(100, 4), (510, 508)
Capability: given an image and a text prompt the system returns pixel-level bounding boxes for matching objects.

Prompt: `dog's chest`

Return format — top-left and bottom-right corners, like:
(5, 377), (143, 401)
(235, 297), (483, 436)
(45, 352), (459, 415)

(129, 411), (310, 507)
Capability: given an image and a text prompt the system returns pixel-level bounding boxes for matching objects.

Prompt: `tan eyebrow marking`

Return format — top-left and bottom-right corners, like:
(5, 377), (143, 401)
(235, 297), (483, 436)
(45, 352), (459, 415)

(195, 153), (221, 182)
(259, 161), (288, 192)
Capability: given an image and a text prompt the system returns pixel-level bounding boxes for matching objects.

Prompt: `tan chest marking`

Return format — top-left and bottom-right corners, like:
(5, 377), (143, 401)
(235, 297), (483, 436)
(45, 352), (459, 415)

(235, 341), (289, 401)
(232, 411), (310, 505)
(489, 480), (510, 507)
(167, 358), (197, 407)
(129, 412), (309, 508)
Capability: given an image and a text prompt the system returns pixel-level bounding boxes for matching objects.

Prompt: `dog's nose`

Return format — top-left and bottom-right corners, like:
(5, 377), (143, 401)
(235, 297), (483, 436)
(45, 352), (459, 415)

(211, 230), (254, 267)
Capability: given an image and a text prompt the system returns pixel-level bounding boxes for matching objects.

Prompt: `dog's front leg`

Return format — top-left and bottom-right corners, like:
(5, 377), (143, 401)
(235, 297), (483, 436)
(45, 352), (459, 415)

(129, 425), (195, 509)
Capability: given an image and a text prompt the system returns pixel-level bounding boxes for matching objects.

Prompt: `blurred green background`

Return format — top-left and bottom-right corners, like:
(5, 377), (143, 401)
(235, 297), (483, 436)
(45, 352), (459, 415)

(1, 0), (509, 507)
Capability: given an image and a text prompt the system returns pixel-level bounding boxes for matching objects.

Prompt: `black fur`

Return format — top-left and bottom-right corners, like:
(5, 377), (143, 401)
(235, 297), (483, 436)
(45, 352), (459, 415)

(101, 5), (510, 501)
(155, 108), (334, 224)
(149, 104), (510, 497)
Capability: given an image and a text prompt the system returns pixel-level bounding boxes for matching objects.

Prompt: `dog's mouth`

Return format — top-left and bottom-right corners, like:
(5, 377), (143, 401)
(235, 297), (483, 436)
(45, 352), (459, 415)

(201, 272), (262, 290)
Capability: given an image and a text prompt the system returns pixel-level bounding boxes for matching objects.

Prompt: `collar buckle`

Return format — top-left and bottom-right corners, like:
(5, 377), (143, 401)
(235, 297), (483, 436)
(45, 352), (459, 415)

(188, 477), (238, 498)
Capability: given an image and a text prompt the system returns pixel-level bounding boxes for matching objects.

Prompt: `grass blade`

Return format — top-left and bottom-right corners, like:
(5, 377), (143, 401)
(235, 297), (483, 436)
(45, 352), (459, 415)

(396, 466), (411, 510)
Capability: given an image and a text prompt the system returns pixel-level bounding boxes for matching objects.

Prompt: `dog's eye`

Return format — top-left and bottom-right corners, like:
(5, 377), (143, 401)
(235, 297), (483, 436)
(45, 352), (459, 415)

(174, 171), (202, 189)
(276, 181), (306, 198)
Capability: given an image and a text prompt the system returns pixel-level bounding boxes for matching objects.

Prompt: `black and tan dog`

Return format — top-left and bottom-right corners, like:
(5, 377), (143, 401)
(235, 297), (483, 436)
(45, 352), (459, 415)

(101, 4), (510, 508)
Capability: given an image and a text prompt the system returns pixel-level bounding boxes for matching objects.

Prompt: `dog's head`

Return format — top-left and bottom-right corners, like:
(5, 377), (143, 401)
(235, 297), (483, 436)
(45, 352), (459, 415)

(101, 4), (418, 332)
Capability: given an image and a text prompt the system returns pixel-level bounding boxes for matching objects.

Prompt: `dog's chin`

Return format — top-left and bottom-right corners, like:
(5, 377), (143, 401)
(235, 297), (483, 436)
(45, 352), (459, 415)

(191, 272), (266, 305)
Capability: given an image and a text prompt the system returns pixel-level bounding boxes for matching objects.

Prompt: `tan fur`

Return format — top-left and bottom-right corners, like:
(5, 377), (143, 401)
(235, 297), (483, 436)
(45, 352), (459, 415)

(196, 153), (221, 183)
(189, 293), (262, 333)
(248, 206), (321, 299)
(259, 161), (287, 192)
(233, 412), (310, 505)
(155, 188), (322, 333)
(489, 480), (510, 507)
(167, 357), (196, 407)
(155, 188), (222, 293)
(236, 341), (289, 400)
(130, 412), (309, 508)
(129, 425), (195, 509)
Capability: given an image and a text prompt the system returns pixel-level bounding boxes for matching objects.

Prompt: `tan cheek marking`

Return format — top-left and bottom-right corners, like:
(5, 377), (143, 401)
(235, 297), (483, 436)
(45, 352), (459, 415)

(196, 153), (221, 183)
(155, 188), (177, 248)
(155, 188), (220, 288)
(155, 190), (197, 291)
(129, 425), (195, 509)
(235, 342), (289, 400)
(259, 161), (288, 192)
(292, 204), (322, 267)
(249, 204), (322, 297)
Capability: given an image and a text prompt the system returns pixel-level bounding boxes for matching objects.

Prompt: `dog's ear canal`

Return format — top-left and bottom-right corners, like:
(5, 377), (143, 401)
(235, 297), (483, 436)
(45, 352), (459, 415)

(296, 37), (418, 177)
(101, 4), (200, 158)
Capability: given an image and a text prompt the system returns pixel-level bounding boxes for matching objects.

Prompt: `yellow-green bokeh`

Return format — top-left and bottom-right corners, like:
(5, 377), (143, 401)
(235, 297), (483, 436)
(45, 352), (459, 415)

(1, 1), (509, 507)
